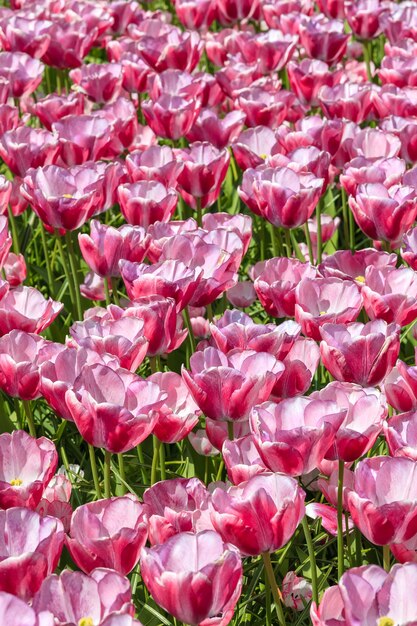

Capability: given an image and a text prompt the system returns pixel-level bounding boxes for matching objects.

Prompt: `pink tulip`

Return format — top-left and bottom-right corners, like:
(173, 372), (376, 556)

(318, 248), (397, 282)
(0, 176), (11, 218)
(33, 92), (86, 131)
(306, 502), (354, 537)
(282, 571), (312, 611)
(182, 347), (284, 422)
(0, 127), (59, 177)
(299, 16), (349, 64)
(205, 418), (250, 452)
(347, 456), (417, 545)
(189, 429), (219, 457)
(0, 508), (64, 600)
(147, 218), (197, 263)
(176, 141), (230, 209)
(262, 0), (313, 27)
(401, 226), (417, 270)
(120, 259), (202, 311)
(125, 145), (183, 188)
(3, 252), (26, 287)
(234, 29), (296, 73)
(210, 473), (305, 556)
(271, 337), (320, 399)
(0, 15), (52, 58)
(316, 0), (345, 18)
(147, 69), (203, 103)
(65, 363), (166, 453)
(0, 286), (62, 335)
(53, 115), (112, 166)
(143, 477), (213, 545)
(340, 156), (406, 197)
(319, 320), (400, 387)
(345, 0), (388, 39)
(287, 59), (343, 107)
(36, 473), (72, 533)
(137, 28), (202, 73)
(295, 277), (363, 341)
(222, 434), (268, 485)
(175, 0), (216, 30)
(254, 257), (317, 318)
(232, 126), (278, 171)
(362, 265), (417, 326)
(384, 409), (417, 461)
(66, 495), (147, 575)
(187, 109), (245, 150)
(204, 214), (251, 253)
(80, 272), (108, 303)
(33, 568), (135, 625)
(216, 0), (259, 22)
(0, 215), (11, 271)
(21, 164), (106, 231)
(237, 86), (295, 129)
(79, 221), (150, 279)
(384, 360), (417, 413)
(226, 282), (257, 308)
(250, 397), (346, 476)
(142, 94), (201, 141)
(149, 371), (201, 443)
(41, 19), (98, 69)
(311, 563), (417, 626)
(0, 430), (57, 509)
(69, 63), (123, 104)
(319, 82), (375, 123)
(349, 128), (401, 161)
(312, 382), (387, 462)
(140, 530), (242, 626)
(317, 466), (355, 509)
(0, 590), (54, 626)
(95, 98), (138, 157)
(117, 181), (178, 228)
(0, 51), (43, 97)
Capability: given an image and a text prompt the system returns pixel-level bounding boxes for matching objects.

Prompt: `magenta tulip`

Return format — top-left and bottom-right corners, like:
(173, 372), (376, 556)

(362, 265), (417, 326)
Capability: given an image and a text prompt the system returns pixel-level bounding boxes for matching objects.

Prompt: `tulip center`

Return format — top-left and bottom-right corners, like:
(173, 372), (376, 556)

(319, 311), (327, 316)
(10, 478), (22, 486)
(62, 194), (74, 199)
(355, 275), (365, 283)
(78, 619), (94, 626)
(377, 619), (395, 626)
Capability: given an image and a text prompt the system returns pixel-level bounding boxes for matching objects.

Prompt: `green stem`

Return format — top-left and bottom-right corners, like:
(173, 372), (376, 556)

(88, 444), (102, 499)
(151, 435), (161, 485)
(269, 222), (278, 258)
(136, 444), (148, 486)
(196, 197), (202, 227)
(363, 40), (373, 82)
(65, 231), (82, 320)
(117, 453), (126, 495)
(111, 277), (120, 306)
(337, 460), (345, 580)
(104, 450), (112, 499)
(261, 552), (286, 626)
(55, 230), (76, 316)
(207, 302), (214, 322)
(355, 527), (362, 567)
(304, 222), (314, 265)
(383, 544), (390, 572)
(290, 231), (305, 262)
(349, 202), (355, 251)
(284, 229), (292, 258)
(301, 516), (319, 605)
(40, 223), (54, 297)
(183, 307), (196, 355)
(260, 218), (265, 262)
(159, 441), (166, 480)
(227, 421), (234, 440)
(316, 200), (323, 265)
(104, 279), (111, 307)
(8, 207), (19, 254)
(341, 187), (350, 250)
(21, 400), (36, 437)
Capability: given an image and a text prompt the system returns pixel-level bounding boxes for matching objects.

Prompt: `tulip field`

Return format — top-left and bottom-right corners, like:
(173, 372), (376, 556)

(3, 0), (417, 624)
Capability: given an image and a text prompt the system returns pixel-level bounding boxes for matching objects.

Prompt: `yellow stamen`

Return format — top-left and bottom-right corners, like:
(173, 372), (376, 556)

(377, 618), (395, 626)
(62, 194), (74, 199)
(78, 618), (94, 626)
(10, 478), (22, 486)
(260, 153), (268, 159)
(319, 311), (327, 316)
(355, 275), (365, 283)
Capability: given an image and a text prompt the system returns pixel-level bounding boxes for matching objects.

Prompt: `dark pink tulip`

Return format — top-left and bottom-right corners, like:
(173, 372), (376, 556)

(176, 142), (230, 210)
(250, 166), (323, 229)
(318, 248), (397, 283)
(182, 347), (284, 422)
(295, 277), (362, 341)
(0, 590), (54, 626)
(53, 115), (112, 166)
(299, 16), (349, 64)
(0, 127), (59, 178)
(384, 360), (417, 413)
(222, 434), (268, 485)
(287, 59), (343, 107)
(316, 0), (345, 18)
(262, 0), (313, 27)
(312, 382), (387, 462)
(137, 29), (202, 73)
(210, 473), (305, 556)
(117, 181), (178, 228)
(232, 126), (277, 170)
(33, 568), (135, 625)
(125, 145), (183, 188)
(118, 52), (152, 94)
(95, 98), (138, 157)
(271, 337), (320, 399)
(216, 58), (263, 98)
(40, 346), (118, 422)
(0, 16), (52, 58)
(0, 331), (59, 400)
(311, 563), (417, 626)
(0, 430), (57, 509)
(319, 82), (375, 123)
(141, 530), (242, 626)
(0, 508), (64, 600)
(66, 495), (147, 575)
(79, 220), (150, 278)
(320, 320), (400, 387)
(250, 397), (346, 476)
(233, 30), (296, 73)
(36, 474), (72, 533)
(348, 456), (417, 545)
(254, 257), (316, 318)
(3, 252), (26, 287)
(384, 409), (417, 461)
(41, 19), (98, 69)
(205, 418), (250, 452)
(22, 164), (105, 231)
(362, 265), (417, 326)
(65, 363), (165, 453)
(33, 92), (85, 131)
(379, 56), (417, 89)
(0, 51), (43, 97)
(149, 372), (201, 443)
(147, 69), (203, 102)
(8, 177), (28, 219)
(0, 286), (62, 335)
(69, 63), (123, 104)
(237, 86), (295, 129)
(142, 94), (201, 141)
(349, 182), (417, 244)
(175, 0), (216, 29)
(120, 259), (202, 311)
(202, 212), (252, 255)
(307, 502), (352, 538)
(143, 477), (212, 545)
(340, 156), (406, 197)
(282, 571), (312, 612)
(68, 314), (148, 372)
(187, 109), (246, 150)
(210, 309), (300, 359)
(0, 176), (11, 218)
(345, 0), (388, 39)
(216, 0), (259, 22)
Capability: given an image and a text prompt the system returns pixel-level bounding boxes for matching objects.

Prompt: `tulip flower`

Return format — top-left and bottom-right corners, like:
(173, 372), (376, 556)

(282, 572), (312, 611)
(125, 145), (184, 188)
(143, 477), (213, 546)
(347, 456), (417, 545)
(117, 181), (178, 228)
(3, 252), (26, 287)
(142, 94), (201, 141)
(140, 530), (243, 626)
(319, 320), (400, 387)
(0, 430), (57, 509)
(237, 87), (295, 129)
(222, 435), (268, 485)
(271, 337), (320, 399)
(319, 82), (374, 123)
(187, 109), (246, 150)
(318, 248), (397, 282)
(66, 495), (147, 575)
(32, 568), (135, 625)
(210, 473), (305, 556)
(287, 59), (343, 107)
(69, 63), (123, 104)
(0, 127), (60, 178)
(36, 473), (72, 533)
(205, 418), (250, 452)
(362, 266), (417, 326)
(299, 16), (349, 64)
(232, 126), (278, 170)
(340, 156), (406, 197)
(0, 590), (54, 626)
(182, 347), (284, 422)
(250, 397), (346, 476)
(234, 29), (297, 73)
(345, 0), (388, 39)
(0, 286), (62, 336)
(175, 0), (217, 30)
(0, 51), (43, 97)
(33, 92), (86, 131)
(137, 28), (202, 73)
(0, 508), (64, 600)
(65, 363), (166, 453)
